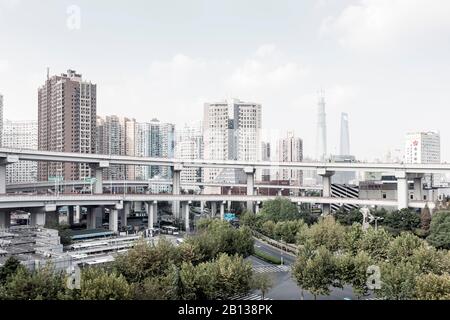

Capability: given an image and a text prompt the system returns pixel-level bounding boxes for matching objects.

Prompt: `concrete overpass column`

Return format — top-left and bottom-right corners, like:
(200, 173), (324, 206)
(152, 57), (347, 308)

(395, 171), (409, 210)
(182, 201), (190, 234)
(91, 161), (109, 194)
(227, 188), (232, 211)
(410, 174), (424, 201)
(211, 202), (217, 217)
(244, 167), (256, 213)
(0, 156), (19, 194)
(172, 164), (183, 219)
(200, 201), (205, 214)
(0, 211), (11, 229)
(109, 208), (119, 232)
(220, 201), (225, 220)
(317, 168), (335, 216)
(74, 205), (81, 224)
(86, 207), (97, 229)
(148, 201), (158, 229)
(30, 209), (46, 227)
(122, 202), (130, 227)
(68, 206), (74, 226)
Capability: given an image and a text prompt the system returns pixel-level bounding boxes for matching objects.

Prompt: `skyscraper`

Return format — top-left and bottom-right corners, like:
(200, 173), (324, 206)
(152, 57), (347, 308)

(339, 112), (350, 156)
(175, 122), (204, 183)
(316, 93), (327, 161)
(2, 120), (38, 183)
(276, 131), (303, 185)
(96, 115), (135, 180)
(203, 99), (262, 183)
(38, 69), (96, 181)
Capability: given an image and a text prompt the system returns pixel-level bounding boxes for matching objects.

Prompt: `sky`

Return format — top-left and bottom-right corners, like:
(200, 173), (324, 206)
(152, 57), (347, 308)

(1, 0), (450, 161)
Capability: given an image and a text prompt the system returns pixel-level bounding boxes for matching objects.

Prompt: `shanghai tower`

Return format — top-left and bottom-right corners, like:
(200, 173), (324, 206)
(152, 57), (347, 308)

(316, 93), (327, 161)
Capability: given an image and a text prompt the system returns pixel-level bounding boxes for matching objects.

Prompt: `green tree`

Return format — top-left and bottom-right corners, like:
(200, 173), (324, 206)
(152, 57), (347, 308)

(342, 223), (364, 255)
(0, 257), (23, 285)
(376, 261), (419, 300)
(114, 239), (181, 283)
(334, 208), (362, 226)
(251, 273), (273, 300)
(383, 208), (420, 234)
(336, 251), (372, 299)
(259, 198), (300, 222)
(0, 264), (66, 300)
(292, 243), (315, 300)
(293, 246), (338, 299)
(415, 273), (450, 300)
(427, 211), (450, 249)
(359, 227), (392, 262)
(386, 232), (426, 264)
(301, 216), (345, 252)
(75, 267), (132, 300)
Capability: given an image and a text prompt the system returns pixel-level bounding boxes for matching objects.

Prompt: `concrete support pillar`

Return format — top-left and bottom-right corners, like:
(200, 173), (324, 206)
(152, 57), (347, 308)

(317, 168), (335, 216)
(200, 201), (205, 214)
(182, 202), (190, 233)
(0, 164), (6, 194)
(227, 188), (232, 211)
(172, 164), (183, 219)
(148, 201), (158, 229)
(255, 202), (260, 214)
(74, 205), (81, 224)
(211, 202), (217, 217)
(0, 211), (11, 229)
(395, 171), (408, 210)
(220, 201), (225, 220)
(91, 161), (109, 194)
(277, 189), (283, 197)
(0, 156), (19, 194)
(30, 210), (46, 227)
(86, 207), (97, 229)
(122, 202), (130, 227)
(409, 173), (424, 201)
(109, 209), (118, 232)
(244, 167), (255, 213)
(68, 206), (74, 226)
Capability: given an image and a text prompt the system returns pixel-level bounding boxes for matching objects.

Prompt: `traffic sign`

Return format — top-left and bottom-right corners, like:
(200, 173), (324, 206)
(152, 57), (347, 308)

(224, 213), (236, 221)
(48, 176), (63, 182)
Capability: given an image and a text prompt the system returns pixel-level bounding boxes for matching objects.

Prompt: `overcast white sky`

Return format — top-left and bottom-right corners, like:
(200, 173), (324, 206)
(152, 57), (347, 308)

(1, 0), (450, 161)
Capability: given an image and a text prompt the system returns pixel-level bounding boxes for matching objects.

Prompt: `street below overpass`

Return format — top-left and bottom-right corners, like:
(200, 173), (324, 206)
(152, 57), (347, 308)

(249, 238), (372, 300)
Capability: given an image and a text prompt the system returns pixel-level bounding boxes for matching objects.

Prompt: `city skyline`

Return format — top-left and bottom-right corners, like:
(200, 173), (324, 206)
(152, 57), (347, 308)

(1, 1), (450, 161)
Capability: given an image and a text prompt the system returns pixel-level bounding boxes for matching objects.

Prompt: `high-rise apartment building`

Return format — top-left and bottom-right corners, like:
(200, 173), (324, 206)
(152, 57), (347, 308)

(133, 119), (175, 180)
(175, 122), (203, 183)
(276, 131), (303, 185)
(2, 120), (38, 183)
(203, 99), (262, 183)
(261, 142), (271, 181)
(37, 69), (96, 181)
(316, 93), (327, 161)
(96, 115), (135, 180)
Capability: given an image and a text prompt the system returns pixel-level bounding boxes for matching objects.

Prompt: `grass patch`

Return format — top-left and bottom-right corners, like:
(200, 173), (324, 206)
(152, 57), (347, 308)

(254, 249), (282, 265)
